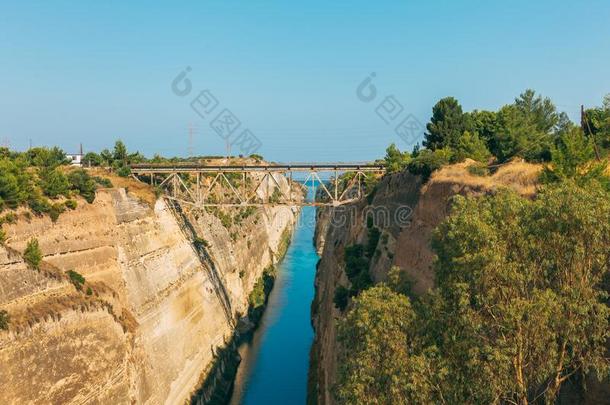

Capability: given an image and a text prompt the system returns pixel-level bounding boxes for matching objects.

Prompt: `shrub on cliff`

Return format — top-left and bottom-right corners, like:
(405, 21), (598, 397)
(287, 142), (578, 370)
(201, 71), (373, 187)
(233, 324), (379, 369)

(0, 310), (9, 330)
(248, 266), (276, 324)
(23, 238), (42, 270)
(68, 169), (97, 203)
(407, 147), (452, 181)
(384, 143), (410, 173)
(49, 202), (66, 222)
(64, 199), (78, 210)
(333, 285), (349, 311)
(67, 270), (86, 291)
(0, 228), (6, 245)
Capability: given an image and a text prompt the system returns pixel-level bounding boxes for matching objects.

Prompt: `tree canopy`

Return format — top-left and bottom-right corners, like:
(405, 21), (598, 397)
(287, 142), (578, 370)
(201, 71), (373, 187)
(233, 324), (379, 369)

(334, 181), (610, 405)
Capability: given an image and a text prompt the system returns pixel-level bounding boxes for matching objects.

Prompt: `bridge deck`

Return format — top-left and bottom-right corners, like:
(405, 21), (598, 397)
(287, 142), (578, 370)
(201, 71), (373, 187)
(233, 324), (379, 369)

(130, 163), (385, 173)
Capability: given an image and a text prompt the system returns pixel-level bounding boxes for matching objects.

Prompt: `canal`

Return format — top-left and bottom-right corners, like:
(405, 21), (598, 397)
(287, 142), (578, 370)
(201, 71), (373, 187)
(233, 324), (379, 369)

(229, 202), (319, 404)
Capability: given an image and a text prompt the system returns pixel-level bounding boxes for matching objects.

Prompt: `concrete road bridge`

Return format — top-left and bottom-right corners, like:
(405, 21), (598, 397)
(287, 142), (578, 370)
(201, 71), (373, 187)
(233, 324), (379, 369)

(130, 162), (386, 207)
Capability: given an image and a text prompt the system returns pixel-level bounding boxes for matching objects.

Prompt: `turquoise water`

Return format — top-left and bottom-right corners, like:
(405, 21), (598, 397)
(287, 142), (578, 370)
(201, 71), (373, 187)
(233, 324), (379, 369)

(229, 204), (319, 405)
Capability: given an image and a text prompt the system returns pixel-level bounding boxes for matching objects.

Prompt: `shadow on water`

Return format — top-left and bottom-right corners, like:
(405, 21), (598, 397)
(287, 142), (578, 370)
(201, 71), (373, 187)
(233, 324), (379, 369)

(229, 202), (319, 404)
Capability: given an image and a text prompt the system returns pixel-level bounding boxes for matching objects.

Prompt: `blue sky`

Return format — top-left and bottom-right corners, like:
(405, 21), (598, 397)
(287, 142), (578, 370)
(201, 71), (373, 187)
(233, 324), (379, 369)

(1, 1), (609, 161)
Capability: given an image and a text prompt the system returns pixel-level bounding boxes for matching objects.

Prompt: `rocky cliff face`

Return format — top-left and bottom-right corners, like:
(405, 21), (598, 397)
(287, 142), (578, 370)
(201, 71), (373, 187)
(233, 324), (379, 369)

(0, 176), (299, 404)
(309, 160), (541, 405)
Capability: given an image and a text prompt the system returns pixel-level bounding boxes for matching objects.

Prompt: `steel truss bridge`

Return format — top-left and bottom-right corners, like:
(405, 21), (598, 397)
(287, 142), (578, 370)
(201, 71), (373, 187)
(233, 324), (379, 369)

(130, 163), (386, 207)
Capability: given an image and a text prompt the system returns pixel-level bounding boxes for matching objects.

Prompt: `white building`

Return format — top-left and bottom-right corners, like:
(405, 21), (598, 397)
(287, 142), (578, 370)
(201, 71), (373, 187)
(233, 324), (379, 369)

(67, 144), (84, 166)
(67, 153), (83, 166)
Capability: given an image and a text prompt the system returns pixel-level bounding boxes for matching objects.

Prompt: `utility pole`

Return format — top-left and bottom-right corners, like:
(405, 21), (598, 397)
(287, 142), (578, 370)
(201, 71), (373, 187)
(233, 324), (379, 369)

(581, 105), (601, 161)
(188, 122), (196, 158)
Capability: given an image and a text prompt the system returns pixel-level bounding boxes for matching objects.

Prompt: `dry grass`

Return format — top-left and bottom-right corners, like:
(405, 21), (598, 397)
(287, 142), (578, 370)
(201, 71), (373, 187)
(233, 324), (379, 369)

(86, 168), (157, 207)
(430, 159), (542, 197)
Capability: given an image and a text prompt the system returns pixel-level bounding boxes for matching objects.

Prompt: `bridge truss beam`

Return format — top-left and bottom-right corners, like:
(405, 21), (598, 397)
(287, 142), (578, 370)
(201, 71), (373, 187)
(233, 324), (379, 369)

(131, 164), (385, 208)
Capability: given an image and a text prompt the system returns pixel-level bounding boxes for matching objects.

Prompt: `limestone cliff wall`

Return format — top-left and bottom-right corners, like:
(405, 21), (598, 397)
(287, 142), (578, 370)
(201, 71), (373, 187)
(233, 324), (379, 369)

(310, 160), (541, 405)
(0, 177), (299, 404)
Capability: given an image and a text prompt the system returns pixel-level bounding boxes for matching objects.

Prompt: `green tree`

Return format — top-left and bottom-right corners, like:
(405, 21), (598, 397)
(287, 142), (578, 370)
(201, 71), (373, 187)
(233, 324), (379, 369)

(387, 265), (412, 296)
(83, 152), (103, 166)
(23, 238), (43, 269)
(466, 109), (499, 145)
(431, 183), (610, 404)
(424, 97), (469, 150)
(0, 169), (22, 209)
(452, 130), (491, 163)
(583, 96), (610, 153)
(113, 140), (128, 162)
(383, 143), (410, 173)
(40, 168), (70, 198)
(491, 90), (560, 162)
(100, 149), (113, 166)
(540, 127), (600, 184)
(335, 285), (441, 404)
(27, 147), (67, 169)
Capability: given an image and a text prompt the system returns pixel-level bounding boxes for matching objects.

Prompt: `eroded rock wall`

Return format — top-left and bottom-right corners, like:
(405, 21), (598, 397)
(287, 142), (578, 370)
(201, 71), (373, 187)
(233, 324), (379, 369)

(0, 179), (298, 404)
(309, 161), (541, 404)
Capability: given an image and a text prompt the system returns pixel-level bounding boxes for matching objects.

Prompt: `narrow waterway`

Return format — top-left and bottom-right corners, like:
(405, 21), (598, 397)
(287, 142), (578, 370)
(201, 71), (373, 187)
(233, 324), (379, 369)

(229, 203), (318, 404)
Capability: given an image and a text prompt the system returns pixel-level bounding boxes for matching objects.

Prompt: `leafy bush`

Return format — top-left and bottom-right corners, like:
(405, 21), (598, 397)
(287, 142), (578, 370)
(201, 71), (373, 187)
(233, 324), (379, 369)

(67, 269), (85, 291)
(23, 238), (42, 269)
(64, 199), (78, 210)
(0, 310), (9, 330)
(0, 228), (6, 245)
(269, 188), (282, 203)
(1, 212), (17, 224)
(248, 266), (276, 323)
(387, 265), (412, 296)
(49, 203), (66, 222)
(333, 285), (350, 311)
(28, 192), (51, 215)
(193, 236), (210, 248)
(68, 169), (97, 203)
(93, 176), (113, 188)
(407, 147), (453, 180)
(344, 244), (372, 295)
(466, 162), (490, 176)
(365, 227), (380, 258)
(117, 165), (131, 177)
